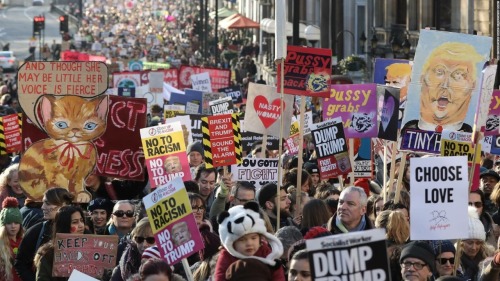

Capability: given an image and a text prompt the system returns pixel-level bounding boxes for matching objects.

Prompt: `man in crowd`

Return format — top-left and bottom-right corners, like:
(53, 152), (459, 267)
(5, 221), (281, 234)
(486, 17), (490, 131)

(87, 197), (114, 234)
(258, 182), (293, 231)
(327, 186), (373, 234)
(194, 164), (217, 213)
(480, 169), (500, 214)
(399, 241), (436, 281)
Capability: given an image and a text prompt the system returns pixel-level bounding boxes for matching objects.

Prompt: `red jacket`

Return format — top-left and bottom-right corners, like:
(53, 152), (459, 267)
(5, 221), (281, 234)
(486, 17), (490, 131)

(213, 243), (285, 281)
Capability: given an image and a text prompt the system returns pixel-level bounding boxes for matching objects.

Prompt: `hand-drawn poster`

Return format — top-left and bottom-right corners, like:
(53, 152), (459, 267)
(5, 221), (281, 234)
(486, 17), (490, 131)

(52, 234), (118, 278)
(323, 83), (378, 138)
(140, 122), (191, 188)
(410, 156), (469, 240)
(472, 65), (496, 141)
(306, 229), (389, 281)
(400, 30), (492, 153)
(17, 61), (110, 202)
(440, 130), (481, 190)
(310, 117), (351, 179)
(376, 85), (400, 141)
(21, 95), (148, 201)
(191, 72), (213, 92)
(143, 177), (204, 265)
(278, 46), (331, 97)
(1, 113), (22, 154)
(202, 113), (242, 168)
(485, 90), (500, 136)
(244, 82), (294, 138)
(231, 158), (279, 189)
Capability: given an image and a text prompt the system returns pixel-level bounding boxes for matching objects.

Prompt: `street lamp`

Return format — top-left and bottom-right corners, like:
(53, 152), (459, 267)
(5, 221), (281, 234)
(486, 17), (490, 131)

(370, 31), (378, 56)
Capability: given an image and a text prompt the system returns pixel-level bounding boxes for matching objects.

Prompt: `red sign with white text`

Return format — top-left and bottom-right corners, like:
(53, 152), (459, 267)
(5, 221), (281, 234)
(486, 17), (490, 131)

(179, 66), (230, 91)
(2, 114), (21, 153)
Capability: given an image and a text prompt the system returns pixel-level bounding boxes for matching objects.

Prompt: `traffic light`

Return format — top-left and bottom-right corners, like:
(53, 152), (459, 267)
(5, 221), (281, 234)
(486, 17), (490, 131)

(59, 15), (69, 34)
(33, 15), (45, 34)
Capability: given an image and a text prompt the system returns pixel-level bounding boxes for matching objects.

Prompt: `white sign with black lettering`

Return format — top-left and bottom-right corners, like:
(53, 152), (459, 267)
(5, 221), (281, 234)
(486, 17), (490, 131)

(209, 96), (234, 115)
(231, 157), (278, 190)
(410, 156), (468, 240)
(191, 72), (212, 92)
(306, 229), (389, 281)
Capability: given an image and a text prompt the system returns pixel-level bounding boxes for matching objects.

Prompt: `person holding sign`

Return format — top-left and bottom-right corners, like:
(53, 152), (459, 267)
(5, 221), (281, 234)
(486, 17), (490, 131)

(402, 42), (484, 133)
(34, 205), (86, 280)
(326, 186), (374, 234)
(215, 202), (285, 281)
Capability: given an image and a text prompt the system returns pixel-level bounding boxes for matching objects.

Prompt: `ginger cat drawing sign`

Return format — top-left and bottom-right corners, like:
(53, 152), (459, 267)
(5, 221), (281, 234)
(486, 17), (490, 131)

(19, 94), (109, 201)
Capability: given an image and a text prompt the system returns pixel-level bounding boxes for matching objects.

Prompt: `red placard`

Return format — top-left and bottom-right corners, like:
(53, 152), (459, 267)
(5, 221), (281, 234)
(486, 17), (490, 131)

(2, 114), (21, 153)
(277, 46), (332, 97)
(178, 66), (230, 91)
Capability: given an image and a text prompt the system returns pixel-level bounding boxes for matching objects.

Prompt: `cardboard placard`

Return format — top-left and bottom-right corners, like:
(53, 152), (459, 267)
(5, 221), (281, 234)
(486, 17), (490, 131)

(143, 177), (204, 265)
(202, 114), (242, 168)
(52, 234), (118, 278)
(1, 113), (22, 154)
(140, 122), (191, 188)
(323, 83), (378, 138)
(410, 156), (469, 239)
(232, 158), (279, 189)
(191, 72), (213, 92)
(306, 229), (389, 281)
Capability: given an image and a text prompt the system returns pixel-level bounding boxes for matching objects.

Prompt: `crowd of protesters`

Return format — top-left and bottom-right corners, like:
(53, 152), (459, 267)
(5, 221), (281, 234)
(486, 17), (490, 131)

(0, 1), (500, 281)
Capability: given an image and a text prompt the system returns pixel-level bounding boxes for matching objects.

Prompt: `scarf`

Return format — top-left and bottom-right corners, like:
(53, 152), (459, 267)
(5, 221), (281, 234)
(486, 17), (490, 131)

(335, 214), (366, 233)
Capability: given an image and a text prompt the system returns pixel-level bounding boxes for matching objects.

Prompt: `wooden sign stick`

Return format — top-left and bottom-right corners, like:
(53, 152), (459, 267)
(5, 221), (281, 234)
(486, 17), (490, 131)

(385, 141), (398, 203)
(295, 97), (306, 214)
(261, 134), (268, 158)
(349, 138), (355, 184)
(394, 152), (407, 204)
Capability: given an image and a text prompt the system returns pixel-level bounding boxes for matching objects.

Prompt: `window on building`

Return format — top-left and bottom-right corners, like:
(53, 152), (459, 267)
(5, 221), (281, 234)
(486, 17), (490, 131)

(396, 0), (407, 24)
(434, 0), (451, 31)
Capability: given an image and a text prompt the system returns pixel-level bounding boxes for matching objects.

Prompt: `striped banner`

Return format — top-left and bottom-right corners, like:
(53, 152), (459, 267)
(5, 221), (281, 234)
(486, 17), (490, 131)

(201, 113), (242, 168)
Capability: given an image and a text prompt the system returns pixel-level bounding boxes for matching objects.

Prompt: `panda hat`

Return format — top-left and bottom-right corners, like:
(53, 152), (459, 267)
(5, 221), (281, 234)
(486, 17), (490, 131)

(217, 201), (284, 266)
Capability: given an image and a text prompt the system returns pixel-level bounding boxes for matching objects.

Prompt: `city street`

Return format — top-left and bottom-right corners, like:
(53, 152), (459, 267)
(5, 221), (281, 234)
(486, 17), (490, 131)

(0, 5), (62, 61)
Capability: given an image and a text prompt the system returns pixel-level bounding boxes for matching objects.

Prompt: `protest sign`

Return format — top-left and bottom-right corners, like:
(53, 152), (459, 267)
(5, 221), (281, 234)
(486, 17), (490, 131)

(410, 156), (469, 240)
(240, 120), (280, 152)
(323, 83), (378, 138)
(473, 65), (497, 139)
(166, 115), (193, 145)
(143, 177), (204, 265)
(163, 69), (179, 88)
(244, 82), (294, 138)
(400, 30), (491, 153)
(112, 71), (142, 97)
(353, 138), (372, 178)
(306, 228), (389, 281)
(17, 61), (108, 130)
(202, 92), (226, 115)
(148, 70), (165, 93)
(141, 122), (191, 188)
(68, 270), (99, 281)
(278, 46), (331, 97)
(209, 96), (234, 115)
(164, 104), (185, 119)
(376, 85), (400, 141)
(191, 72), (213, 92)
(440, 130), (481, 190)
(485, 90), (500, 136)
(218, 86), (243, 104)
(202, 113), (242, 168)
(52, 234), (118, 278)
(232, 158), (279, 189)
(310, 118), (351, 179)
(285, 120), (300, 155)
(0, 113), (22, 154)
(179, 66), (230, 91)
(170, 89), (203, 114)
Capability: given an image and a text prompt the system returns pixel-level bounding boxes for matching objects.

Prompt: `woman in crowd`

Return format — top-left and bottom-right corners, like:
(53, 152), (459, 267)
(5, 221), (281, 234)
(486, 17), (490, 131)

(301, 198), (331, 230)
(0, 197), (24, 281)
(140, 258), (186, 281)
(34, 205), (86, 280)
(189, 193), (212, 229)
(192, 224), (221, 281)
(0, 164), (25, 209)
(459, 206), (494, 281)
(283, 168), (312, 195)
(105, 200), (136, 238)
(112, 217), (156, 281)
(15, 187), (74, 281)
(288, 249), (311, 281)
(470, 189), (498, 247)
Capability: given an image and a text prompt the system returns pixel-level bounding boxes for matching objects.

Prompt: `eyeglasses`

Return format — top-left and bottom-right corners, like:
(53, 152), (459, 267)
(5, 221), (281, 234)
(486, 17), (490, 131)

(401, 261), (426, 270)
(134, 236), (155, 244)
(235, 197), (254, 203)
(113, 210), (135, 217)
(192, 206), (205, 212)
(468, 201), (483, 208)
(437, 258), (455, 265)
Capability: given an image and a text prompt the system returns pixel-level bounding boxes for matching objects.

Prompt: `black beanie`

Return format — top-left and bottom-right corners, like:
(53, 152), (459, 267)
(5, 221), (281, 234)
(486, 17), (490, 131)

(400, 241), (436, 273)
